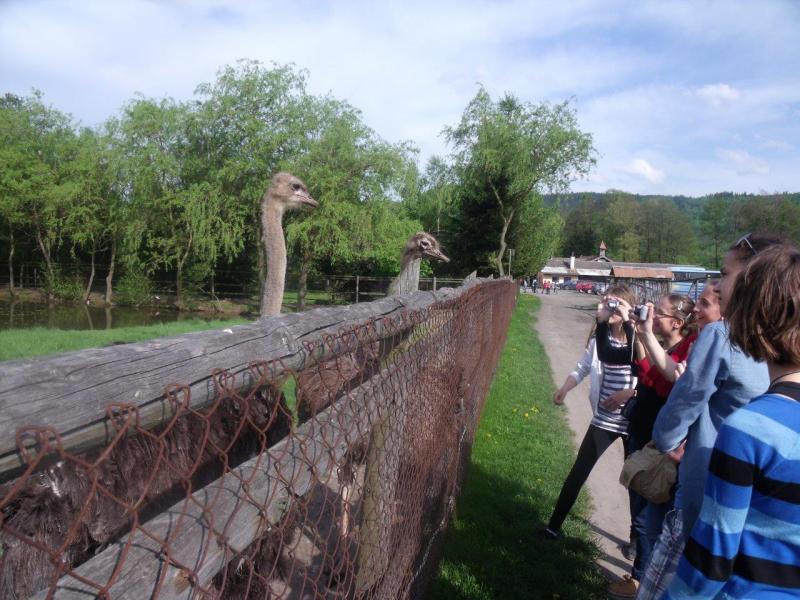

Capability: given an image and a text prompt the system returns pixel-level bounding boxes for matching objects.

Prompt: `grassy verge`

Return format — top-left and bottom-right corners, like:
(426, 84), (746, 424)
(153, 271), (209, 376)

(429, 294), (606, 599)
(0, 318), (247, 362)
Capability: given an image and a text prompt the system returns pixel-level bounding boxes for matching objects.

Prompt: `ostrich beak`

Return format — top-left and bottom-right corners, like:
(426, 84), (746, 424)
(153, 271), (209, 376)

(425, 247), (450, 263)
(298, 193), (319, 209)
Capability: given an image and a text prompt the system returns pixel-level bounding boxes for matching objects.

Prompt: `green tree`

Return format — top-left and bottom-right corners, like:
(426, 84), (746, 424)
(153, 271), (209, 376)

(285, 97), (421, 308)
(445, 88), (595, 275)
(510, 195), (564, 275)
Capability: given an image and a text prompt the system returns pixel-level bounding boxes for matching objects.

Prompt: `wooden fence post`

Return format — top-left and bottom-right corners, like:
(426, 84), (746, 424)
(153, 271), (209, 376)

(355, 275), (360, 303)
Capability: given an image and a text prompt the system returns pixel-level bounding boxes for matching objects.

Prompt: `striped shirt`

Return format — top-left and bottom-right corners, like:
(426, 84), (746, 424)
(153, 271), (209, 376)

(591, 334), (633, 435)
(664, 392), (800, 599)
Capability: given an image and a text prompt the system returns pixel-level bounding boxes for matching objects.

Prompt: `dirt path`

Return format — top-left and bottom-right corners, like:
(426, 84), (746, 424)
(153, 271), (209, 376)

(532, 289), (633, 583)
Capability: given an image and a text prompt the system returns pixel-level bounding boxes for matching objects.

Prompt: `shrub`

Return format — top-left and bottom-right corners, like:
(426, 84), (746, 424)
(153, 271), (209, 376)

(115, 271), (153, 306)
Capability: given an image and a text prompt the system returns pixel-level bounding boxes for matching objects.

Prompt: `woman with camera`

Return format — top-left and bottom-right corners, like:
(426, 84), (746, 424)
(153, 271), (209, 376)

(545, 284), (638, 541)
(594, 291), (702, 598)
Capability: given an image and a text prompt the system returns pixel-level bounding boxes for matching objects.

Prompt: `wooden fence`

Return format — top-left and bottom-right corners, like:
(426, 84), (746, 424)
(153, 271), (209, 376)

(0, 278), (516, 599)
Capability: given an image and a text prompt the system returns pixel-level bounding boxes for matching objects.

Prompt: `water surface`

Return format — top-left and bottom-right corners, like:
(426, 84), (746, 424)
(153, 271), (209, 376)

(0, 301), (234, 330)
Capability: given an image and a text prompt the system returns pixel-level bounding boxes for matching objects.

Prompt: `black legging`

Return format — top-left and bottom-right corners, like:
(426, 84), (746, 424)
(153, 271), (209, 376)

(548, 424), (629, 532)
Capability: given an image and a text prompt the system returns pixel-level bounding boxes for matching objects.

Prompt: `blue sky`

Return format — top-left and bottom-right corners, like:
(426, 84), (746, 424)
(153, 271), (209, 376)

(1, 0), (798, 196)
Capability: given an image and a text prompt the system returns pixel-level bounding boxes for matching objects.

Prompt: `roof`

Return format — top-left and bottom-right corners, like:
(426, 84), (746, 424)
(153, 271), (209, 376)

(612, 266), (673, 280)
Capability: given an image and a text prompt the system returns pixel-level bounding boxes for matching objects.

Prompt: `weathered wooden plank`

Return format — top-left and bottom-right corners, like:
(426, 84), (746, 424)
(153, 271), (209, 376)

(31, 359), (400, 600)
(0, 282), (486, 480)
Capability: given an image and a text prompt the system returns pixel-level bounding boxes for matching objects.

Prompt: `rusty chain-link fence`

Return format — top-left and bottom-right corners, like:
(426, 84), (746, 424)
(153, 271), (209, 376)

(0, 279), (515, 599)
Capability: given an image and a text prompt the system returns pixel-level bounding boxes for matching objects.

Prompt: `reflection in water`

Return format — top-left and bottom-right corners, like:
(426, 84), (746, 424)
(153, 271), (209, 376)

(0, 301), (237, 331)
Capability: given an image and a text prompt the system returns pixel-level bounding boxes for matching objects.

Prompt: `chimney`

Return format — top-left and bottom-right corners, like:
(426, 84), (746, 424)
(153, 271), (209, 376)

(570, 253), (575, 270)
(599, 241), (607, 259)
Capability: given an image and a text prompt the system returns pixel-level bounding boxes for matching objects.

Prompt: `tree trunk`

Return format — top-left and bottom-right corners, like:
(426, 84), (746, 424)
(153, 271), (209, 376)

(297, 254), (310, 312)
(7, 227), (15, 298)
(84, 241), (96, 303)
(105, 237), (116, 306)
(495, 211), (514, 277)
(35, 228), (55, 302)
(175, 234), (192, 311)
(175, 264), (184, 310)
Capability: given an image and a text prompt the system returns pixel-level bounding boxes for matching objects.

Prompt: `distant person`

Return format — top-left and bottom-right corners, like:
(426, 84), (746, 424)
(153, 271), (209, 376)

(664, 244), (800, 599)
(544, 284), (637, 540)
(635, 234), (787, 600)
(533, 279), (538, 293)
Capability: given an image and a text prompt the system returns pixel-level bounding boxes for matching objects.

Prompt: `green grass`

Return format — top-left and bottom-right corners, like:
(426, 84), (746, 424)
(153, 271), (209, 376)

(0, 318), (247, 361)
(429, 294), (607, 600)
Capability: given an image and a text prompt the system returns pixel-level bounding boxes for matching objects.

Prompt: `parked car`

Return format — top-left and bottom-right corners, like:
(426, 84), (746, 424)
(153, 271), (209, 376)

(561, 279), (578, 290)
(591, 282), (609, 295)
(575, 281), (595, 293)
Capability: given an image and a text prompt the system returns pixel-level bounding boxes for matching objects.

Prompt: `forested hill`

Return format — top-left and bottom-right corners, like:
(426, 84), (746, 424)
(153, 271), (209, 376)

(545, 190), (800, 269)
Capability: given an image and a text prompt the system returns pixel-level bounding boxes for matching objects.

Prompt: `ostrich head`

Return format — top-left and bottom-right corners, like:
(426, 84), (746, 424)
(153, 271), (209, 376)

(401, 232), (450, 266)
(264, 172), (318, 213)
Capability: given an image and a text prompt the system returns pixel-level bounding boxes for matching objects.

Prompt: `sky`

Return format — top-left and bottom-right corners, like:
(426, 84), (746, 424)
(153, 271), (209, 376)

(1, 0), (798, 196)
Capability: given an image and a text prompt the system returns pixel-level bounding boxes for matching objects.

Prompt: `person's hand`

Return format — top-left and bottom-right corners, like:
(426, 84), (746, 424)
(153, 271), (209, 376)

(674, 360), (687, 379)
(615, 297), (634, 322)
(666, 441), (686, 463)
(600, 389), (633, 410)
(596, 301), (612, 323)
(553, 387), (568, 405)
(636, 302), (655, 335)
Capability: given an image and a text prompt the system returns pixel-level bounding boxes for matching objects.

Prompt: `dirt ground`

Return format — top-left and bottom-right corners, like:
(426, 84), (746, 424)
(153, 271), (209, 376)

(531, 289), (633, 583)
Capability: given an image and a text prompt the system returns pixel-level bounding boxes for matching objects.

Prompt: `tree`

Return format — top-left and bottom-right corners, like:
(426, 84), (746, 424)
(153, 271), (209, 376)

(445, 88), (595, 275)
(510, 195), (564, 275)
(285, 97), (421, 309)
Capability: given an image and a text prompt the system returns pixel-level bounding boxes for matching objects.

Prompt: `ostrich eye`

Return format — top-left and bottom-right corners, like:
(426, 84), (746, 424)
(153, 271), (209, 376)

(292, 183), (301, 191)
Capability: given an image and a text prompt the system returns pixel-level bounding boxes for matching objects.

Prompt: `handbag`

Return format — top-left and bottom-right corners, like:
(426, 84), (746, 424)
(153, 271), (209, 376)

(619, 442), (677, 504)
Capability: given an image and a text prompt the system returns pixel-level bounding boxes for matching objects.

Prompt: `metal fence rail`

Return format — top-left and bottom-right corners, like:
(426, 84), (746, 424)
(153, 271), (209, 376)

(0, 278), (515, 599)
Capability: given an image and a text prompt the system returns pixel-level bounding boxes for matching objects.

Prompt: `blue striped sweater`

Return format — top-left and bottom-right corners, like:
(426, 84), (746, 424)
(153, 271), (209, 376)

(663, 393), (800, 599)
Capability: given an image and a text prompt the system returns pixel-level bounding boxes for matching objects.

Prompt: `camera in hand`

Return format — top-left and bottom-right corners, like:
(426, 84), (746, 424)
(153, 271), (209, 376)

(633, 304), (649, 320)
(605, 300), (619, 310)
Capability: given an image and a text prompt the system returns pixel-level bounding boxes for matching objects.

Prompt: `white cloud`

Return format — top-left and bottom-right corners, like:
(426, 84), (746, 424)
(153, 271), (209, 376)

(758, 138), (793, 152)
(622, 158), (665, 184)
(1, 0), (798, 195)
(697, 83), (741, 108)
(717, 149), (769, 176)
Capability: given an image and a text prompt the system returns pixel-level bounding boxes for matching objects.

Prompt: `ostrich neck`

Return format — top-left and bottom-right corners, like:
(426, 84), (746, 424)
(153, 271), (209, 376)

(262, 201), (286, 316)
(389, 256), (421, 296)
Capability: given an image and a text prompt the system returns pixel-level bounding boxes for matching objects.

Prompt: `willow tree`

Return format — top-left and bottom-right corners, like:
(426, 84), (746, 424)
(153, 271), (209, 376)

(285, 97), (421, 309)
(445, 88), (595, 276)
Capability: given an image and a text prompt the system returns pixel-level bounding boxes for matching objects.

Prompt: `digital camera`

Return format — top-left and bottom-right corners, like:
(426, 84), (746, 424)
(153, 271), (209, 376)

(605, 300), (619, 310)
(633, 304), (649, 320)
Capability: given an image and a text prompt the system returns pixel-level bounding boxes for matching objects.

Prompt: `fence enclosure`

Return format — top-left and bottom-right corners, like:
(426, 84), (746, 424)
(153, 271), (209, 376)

(0, 278), (515, 599)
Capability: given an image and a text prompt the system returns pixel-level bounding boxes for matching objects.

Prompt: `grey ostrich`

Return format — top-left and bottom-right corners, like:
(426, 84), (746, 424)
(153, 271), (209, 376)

(0, 175), (315, 600)
(388, 232), (450, 295)
(336, 233), (449, 545)
(260, 172), (318, 317)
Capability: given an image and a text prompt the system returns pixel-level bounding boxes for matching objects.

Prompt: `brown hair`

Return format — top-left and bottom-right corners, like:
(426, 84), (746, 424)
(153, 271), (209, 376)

(585, 283), (636, 345)
(606, 283), (636, 306)
(728, 233), (791, 263)
(663, 293), (697, 335)
(727, 245), (800, 365)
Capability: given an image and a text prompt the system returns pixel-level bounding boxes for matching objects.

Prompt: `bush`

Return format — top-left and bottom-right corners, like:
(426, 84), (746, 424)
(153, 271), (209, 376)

(47, 273), (84, 302)
(115, 271), (153, 306)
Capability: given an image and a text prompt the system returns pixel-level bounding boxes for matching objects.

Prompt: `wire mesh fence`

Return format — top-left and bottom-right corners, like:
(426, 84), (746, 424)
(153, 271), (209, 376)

(0, 278), (515, 599)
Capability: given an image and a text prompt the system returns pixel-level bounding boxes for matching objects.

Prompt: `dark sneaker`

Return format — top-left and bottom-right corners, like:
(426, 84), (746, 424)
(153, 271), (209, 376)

(619, 541), (637, 561)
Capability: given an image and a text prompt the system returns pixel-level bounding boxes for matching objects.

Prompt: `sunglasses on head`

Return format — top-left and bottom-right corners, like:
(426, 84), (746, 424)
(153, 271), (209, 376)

(735, 233), (757, 256)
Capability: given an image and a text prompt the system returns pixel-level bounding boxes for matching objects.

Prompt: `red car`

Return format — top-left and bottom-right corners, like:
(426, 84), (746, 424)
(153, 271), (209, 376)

(575, 281), (595, 293)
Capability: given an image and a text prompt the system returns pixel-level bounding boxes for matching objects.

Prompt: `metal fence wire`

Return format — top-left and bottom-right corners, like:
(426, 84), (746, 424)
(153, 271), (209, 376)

(0, 279), (516, 600)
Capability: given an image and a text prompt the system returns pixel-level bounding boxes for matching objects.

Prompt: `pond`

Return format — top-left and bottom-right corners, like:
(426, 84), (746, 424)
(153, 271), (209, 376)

(0, 301), (239, 330)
